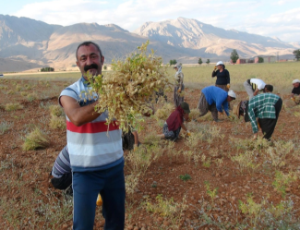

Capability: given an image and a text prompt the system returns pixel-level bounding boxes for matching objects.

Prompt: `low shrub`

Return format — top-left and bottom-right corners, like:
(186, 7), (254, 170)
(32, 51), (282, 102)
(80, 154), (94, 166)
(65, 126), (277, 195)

(22, 127), (50, 151)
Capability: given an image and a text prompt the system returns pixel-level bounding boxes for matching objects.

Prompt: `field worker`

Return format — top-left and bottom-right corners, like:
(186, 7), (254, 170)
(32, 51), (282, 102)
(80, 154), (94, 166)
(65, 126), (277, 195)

(212, 61), (230, 92)
(197, 86), (236, 122)
(157, 102), (191, 141)
(243, 78), (266, 99)
(59, 41), (125, 230)
(291, 79), (300, 97)
(248, 85), (282, 140)
(173, 63), (184, 107)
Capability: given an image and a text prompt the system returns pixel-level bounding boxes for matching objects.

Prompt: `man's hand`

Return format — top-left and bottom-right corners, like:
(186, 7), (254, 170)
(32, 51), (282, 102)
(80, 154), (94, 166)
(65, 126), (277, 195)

(177, 88), (181, 93)
(214, 66), (217, 70)
(227, 84), (230, 89)
(253, 133), (258, 140)
(186, 130), (191, 136)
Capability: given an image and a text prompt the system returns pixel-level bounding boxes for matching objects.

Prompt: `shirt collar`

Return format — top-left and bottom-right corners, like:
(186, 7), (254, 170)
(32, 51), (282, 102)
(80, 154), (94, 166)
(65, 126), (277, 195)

(81, 76), (90, 87)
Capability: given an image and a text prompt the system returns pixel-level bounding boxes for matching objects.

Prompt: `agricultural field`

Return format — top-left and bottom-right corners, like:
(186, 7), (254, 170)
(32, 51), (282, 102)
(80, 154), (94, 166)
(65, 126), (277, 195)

(1, 62), (300, 229)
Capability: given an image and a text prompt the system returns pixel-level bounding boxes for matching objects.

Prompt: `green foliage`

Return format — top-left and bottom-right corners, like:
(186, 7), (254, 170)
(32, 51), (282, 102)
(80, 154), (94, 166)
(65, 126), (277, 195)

(239, 195), (263, 228)
(293, 49), (300, 61)
(169, 59), (177, 65)
(206, 59), (210, 64)
(0, 121), (14, 135)
(40, 67), (54, 72)
(204, 181), (218, 206)
(272, 171), (297, 197)
(22, 127), (50, 151)
(103, 65), (107, 70)
(230, 49), (239, 63)
(179, 174), (191, 181)
(4, 102), (23, 111)
(258, 56), (264, 63)
(198, 58), (203, 65)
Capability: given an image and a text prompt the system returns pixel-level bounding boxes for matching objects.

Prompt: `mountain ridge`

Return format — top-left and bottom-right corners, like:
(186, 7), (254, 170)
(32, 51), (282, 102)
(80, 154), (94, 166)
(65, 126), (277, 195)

(0, 15), (297, 71)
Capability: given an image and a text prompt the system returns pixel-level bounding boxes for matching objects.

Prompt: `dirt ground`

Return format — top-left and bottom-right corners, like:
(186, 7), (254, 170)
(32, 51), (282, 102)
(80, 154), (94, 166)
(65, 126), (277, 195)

(0, 79), (300, 230)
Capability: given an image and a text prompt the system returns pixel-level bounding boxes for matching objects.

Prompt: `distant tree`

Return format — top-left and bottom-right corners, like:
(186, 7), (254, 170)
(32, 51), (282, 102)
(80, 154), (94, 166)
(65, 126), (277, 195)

(230, 49), (239, 63)
(258, 57), (264, 63)
(206, 59), (210, 64)
(169, 59), (177, 65)
(104, 65), (107, 70)
(40, 67), (54, 72)
(198, 58), (203, 65)
(293, 49), (300, 61)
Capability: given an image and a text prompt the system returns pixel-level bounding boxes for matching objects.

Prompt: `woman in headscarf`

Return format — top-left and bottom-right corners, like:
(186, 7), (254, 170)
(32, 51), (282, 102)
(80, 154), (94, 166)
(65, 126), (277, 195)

(212, 61), (230, 92)
(173, 63), (184, 107)
(157, 102), (191, 141)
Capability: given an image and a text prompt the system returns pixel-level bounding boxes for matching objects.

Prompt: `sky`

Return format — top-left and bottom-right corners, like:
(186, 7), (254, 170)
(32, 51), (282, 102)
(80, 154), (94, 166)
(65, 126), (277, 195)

(1, 0), (300, 43)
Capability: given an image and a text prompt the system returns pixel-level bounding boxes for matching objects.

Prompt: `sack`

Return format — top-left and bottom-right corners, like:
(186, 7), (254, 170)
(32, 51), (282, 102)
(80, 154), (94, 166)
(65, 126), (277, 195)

(122, 131), (135, 150)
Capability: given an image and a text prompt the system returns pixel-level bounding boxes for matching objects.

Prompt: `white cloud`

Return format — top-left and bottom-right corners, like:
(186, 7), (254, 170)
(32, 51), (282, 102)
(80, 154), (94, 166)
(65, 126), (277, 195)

(11, 0), (300, 42)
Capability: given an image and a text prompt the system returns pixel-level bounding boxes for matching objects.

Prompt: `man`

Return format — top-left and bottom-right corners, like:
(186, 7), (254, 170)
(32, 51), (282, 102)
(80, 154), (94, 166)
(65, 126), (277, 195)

(243, 78), (266, 99)
(291, 79), (300, 97)
(248, 85), (282, 140)
(212, 61), (230, 91)
(197, 86), (236, 121)
(59, 41), (124, 230)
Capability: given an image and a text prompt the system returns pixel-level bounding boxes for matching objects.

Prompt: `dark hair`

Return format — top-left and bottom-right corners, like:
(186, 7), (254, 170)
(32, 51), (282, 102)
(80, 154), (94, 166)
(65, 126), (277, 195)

(76, 41), (103, 60)
(264, 84), (273, 92)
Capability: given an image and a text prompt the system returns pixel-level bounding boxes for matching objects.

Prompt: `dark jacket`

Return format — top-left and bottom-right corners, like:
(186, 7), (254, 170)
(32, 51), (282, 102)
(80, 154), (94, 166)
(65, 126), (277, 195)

(212, 68), (230, 85)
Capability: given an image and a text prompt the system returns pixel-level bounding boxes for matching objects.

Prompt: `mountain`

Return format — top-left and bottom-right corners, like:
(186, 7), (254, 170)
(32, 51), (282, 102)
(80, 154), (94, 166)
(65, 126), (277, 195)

(134, 17), (296, 58)
(0, 15), (297, 72)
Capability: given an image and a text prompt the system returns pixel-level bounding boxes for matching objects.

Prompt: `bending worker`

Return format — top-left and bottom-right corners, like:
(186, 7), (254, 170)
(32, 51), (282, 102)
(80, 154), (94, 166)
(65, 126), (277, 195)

(248, 85), (282, 140)
(197, 86), (236, 122)
(243, 78), (267, 99)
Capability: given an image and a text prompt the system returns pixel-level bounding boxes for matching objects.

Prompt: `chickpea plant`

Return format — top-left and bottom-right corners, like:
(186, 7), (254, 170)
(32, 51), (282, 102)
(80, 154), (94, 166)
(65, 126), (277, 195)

(87, 41), (171, 132)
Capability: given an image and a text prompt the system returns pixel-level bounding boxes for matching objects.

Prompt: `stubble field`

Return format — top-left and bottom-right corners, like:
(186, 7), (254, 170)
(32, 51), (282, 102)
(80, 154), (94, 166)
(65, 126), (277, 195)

(1, 62), (300, 230)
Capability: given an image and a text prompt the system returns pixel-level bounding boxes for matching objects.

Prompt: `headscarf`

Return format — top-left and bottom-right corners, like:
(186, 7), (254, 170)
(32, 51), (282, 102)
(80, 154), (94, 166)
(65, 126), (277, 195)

(175, 63), (182, 75)
(166, 105), (184, 131)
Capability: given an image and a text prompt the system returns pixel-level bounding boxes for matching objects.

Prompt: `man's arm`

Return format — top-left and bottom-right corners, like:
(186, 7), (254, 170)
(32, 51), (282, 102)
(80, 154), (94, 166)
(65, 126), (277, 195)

(60, 96), (101, 126)
(253, 89), (259, 97)
(226, 70), (230, 84)
(222, 101), (229, 116)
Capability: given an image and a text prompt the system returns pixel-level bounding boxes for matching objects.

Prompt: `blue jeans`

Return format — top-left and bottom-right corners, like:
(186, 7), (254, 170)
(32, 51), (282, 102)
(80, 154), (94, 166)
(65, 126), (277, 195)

(72, 161), (125, 230)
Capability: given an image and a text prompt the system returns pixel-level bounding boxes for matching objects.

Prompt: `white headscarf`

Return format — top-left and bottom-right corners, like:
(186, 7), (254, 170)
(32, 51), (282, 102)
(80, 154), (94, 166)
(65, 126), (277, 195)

(175, 63), (182, 74)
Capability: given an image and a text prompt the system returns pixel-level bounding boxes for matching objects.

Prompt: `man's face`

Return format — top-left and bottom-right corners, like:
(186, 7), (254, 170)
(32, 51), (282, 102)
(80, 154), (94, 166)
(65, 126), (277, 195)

(217, 65), (222, 70)
(76, 44), (104, 79)
(293, 82), (300, 88)
(227, 96), (234, 102)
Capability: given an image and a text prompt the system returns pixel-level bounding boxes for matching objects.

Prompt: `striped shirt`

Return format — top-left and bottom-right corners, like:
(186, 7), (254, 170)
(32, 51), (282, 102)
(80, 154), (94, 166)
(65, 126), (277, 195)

(59, 77), (123, 172)
(248, 93), (280, 133)
(52, 146), (71, 178)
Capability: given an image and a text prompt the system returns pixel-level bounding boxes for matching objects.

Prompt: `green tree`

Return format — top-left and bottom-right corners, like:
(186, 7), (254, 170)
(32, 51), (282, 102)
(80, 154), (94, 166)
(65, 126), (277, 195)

(230, 49), (239, 63)
(206, 59), (210, 64)
(169, 59), (177, 65)
(104, 65), (107, 70)
(198, 58), (203, 65)
(293, 49), (300, 61)
(40, 67), (54, 72)
(258, 57), (264, 63)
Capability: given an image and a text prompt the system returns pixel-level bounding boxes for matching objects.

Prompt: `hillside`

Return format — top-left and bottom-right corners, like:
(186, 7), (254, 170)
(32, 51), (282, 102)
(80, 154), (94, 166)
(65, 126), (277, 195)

(134, 17), (296, 58)
(0, 15), (297, 71)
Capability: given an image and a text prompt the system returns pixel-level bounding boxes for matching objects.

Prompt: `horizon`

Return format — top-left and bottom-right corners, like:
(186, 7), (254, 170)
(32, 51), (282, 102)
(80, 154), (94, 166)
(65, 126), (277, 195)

(0, 0), (299, 43)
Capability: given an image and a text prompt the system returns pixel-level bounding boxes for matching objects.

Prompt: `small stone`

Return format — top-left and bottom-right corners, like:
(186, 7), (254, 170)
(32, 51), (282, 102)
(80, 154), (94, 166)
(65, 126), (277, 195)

(127, 225), (134, 230)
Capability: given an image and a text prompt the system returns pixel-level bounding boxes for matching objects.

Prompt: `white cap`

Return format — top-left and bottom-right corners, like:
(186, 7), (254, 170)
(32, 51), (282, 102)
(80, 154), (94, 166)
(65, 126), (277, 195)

(216, 61), (224, 66)
(292, 79), (300, 84)
(228, 90), (236, 99)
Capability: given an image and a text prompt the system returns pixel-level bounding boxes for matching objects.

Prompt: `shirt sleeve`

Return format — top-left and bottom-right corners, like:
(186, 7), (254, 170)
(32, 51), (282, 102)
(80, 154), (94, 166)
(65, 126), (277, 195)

(212, 70), (218, 77)
(59, 87), (80, 107)
(226, 70), (230, 84)
(216, 94), (227, 112)
(292, 88), (296, 94)
(248, 100), (258, 133)
(223, 101), (229, 116)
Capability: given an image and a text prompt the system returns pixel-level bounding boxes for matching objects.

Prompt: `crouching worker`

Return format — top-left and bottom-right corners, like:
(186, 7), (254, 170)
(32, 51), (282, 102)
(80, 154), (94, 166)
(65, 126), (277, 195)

(50, 146), (103, 205)
(158, 102), (191, 141)
(197, 86), (236, 122)
(243, 78), (266, 99)
(248, 85), (282, 140)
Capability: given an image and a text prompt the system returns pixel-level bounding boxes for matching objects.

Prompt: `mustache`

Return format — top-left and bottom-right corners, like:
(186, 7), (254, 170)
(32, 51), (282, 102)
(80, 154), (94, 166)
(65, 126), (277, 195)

(84, 64), (99, 72)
